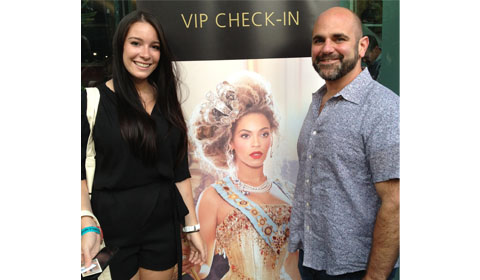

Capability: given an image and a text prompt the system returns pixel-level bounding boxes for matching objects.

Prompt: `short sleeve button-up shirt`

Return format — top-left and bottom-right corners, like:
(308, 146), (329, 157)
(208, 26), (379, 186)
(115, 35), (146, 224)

(288, 69), (399, 275)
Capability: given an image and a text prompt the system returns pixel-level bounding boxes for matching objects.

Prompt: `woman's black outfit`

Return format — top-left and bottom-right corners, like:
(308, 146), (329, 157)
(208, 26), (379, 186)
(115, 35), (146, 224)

(81, 83), (189, 279)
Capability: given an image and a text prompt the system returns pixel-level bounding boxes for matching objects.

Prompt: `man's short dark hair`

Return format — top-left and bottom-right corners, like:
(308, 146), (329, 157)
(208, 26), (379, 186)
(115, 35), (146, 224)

(367, 35), (379, 50)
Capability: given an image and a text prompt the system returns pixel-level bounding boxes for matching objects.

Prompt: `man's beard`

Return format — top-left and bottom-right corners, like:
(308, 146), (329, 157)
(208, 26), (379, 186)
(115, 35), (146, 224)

(313, 49), (358, 81)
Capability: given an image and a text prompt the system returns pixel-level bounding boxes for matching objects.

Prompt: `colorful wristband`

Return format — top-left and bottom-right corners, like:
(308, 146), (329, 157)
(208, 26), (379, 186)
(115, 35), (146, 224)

(98, 226), (103, 241)
(81, 226), (101, 236)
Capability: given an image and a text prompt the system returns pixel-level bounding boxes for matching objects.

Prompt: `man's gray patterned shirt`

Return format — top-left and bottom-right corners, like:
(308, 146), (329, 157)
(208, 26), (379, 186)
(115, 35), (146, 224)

(288, 69), (399, 275)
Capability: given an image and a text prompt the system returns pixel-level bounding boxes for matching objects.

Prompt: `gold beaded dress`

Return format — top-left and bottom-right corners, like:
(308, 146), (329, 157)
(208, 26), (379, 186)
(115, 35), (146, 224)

(211, 177), (293, 280)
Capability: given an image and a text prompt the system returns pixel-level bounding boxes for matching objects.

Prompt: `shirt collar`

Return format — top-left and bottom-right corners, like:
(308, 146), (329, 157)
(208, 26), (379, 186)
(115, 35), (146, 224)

(313, 68), (373, 105)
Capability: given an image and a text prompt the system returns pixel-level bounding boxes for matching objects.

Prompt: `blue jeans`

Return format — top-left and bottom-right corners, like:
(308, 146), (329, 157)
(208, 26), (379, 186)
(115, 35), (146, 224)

(298, 250), (398, 280)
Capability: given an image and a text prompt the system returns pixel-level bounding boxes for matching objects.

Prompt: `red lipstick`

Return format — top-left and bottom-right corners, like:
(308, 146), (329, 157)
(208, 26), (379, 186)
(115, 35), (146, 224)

(250, 151), (263, 159)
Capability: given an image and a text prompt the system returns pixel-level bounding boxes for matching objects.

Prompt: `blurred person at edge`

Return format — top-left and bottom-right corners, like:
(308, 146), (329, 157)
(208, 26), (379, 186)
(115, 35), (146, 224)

(362, 35), (382, 80)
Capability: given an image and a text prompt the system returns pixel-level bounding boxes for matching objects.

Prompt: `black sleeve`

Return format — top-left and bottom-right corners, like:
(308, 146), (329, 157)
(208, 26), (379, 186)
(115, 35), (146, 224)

(173, 142), (191, 183)
(81, 89), (89, 180)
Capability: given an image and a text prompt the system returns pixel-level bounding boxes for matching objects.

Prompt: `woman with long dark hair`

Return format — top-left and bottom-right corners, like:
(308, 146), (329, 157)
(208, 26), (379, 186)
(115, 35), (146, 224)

(81, 10), (206, 280)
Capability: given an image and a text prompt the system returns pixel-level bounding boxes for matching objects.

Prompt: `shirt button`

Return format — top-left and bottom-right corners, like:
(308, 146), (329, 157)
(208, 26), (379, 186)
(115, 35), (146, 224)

(306, 202), (310, 207)
(305, 179), (309, 184)
(306, 225), (310, 231)
(312, 130), (317, 135)
(308, 154), (312, 159)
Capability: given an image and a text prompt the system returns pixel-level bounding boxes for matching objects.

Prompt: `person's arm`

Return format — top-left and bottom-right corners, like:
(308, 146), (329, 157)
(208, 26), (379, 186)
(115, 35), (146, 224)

(175, 178), (207, 265)
(194, 187), (219, 278)
(81, 179), (102, 268)
(363, 179), (399, 280)
(284, 251), (301, 280)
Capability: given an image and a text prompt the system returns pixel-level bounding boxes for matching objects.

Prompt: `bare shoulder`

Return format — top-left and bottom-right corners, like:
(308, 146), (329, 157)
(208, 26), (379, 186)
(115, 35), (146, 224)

(198, 184), (235, 223)
(198, 185), (222, 205)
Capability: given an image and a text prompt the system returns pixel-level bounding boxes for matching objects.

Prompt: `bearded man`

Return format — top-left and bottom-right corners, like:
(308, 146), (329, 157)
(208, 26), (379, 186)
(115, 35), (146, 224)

(288, 7), (399, 280)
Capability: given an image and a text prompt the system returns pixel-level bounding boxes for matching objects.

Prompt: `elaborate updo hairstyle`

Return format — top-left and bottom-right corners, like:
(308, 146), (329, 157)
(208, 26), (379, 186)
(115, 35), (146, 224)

(190, 71), (279, 172)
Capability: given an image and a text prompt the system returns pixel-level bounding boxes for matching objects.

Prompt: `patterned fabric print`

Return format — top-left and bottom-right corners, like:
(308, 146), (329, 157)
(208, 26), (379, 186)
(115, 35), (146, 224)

(213, 178), (287, 252)
(215, 204), (292, 280)
(289, 68), (400, 274)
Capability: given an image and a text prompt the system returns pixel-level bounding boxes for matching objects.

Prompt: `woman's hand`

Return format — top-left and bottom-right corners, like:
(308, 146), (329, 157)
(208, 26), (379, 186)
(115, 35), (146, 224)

(186, 231), (207, 265)
(81, 218), (102, 269)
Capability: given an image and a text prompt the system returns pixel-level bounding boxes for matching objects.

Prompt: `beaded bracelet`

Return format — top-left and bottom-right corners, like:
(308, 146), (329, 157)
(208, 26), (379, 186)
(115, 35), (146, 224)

(81, 226), (101, 236)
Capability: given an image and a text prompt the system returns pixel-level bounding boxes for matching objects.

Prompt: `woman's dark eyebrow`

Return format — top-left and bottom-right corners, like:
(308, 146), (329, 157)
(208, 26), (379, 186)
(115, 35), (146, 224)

(127, 36), (160, 44)
(237, 127), (270, 133)
(127, 36), (143, 41)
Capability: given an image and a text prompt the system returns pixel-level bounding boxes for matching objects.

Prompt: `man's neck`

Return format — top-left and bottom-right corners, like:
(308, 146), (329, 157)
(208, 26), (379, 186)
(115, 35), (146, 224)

(324, 64), (362, 99)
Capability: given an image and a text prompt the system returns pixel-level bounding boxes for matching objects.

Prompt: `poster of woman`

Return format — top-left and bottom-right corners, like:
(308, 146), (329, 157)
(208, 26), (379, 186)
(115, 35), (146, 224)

(179, 59), (322, 280)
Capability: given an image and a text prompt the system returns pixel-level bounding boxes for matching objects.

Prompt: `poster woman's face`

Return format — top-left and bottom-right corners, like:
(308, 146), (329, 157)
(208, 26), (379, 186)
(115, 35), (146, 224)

(230, 112), (272, 170)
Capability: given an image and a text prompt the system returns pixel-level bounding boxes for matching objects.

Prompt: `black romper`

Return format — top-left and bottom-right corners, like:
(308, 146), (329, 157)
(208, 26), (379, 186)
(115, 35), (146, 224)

(81, 83), (189, 279)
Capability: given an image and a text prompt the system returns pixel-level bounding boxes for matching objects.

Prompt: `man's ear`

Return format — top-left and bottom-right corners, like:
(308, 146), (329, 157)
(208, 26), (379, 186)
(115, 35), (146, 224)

(358, 35), (369, 58)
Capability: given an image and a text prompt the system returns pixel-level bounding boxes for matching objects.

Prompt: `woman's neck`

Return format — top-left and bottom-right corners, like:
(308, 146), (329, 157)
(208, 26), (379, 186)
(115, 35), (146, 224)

(134, 79), (151, 92)
(234, 163), (266, 186)
(134, 81), (156, 105)
(106, 79), (153, 96)
(134, 78), (152, 92)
